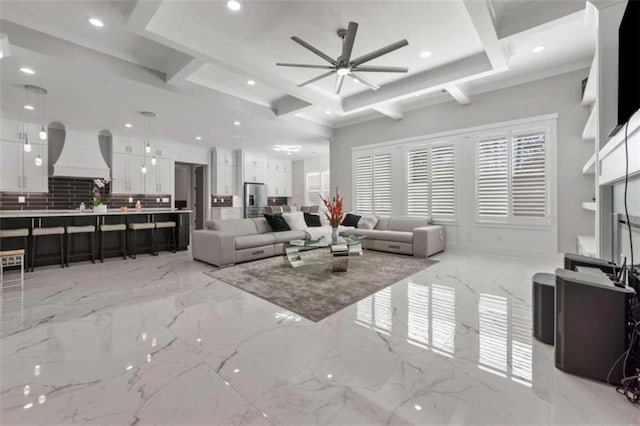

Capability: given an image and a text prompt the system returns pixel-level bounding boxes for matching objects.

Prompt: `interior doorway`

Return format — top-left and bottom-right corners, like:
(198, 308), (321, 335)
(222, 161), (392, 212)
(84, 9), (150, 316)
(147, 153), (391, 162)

(175, 162), (207, 231)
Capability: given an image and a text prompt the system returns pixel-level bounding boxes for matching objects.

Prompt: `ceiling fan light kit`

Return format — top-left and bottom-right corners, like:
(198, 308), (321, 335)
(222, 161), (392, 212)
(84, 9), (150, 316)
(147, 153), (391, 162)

(277, 21), (409, 94)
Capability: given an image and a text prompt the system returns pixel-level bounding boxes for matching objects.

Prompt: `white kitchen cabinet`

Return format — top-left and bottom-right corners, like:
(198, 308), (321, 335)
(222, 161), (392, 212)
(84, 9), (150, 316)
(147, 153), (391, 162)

(211, 207), (242, 220)
(113, 137), (144, 156)
(112, 153), (145, 194)
(244, 151), (265, 168)
(215, 148), (237, 166)
(244, 165), (265, 184)
(213, 164), (237, 196)
(148, 141), (172, 159)
(0, 140), (48, 192)
(23, 147), (48, 192)
(0, 141), (22, 191)
(156, 158), (174, 194)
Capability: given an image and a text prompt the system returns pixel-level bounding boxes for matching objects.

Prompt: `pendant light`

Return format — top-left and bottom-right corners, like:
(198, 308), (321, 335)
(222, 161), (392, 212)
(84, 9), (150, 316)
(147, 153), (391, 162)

(22, 86), (32, 152)
(37, 87), (47, 140)
(23, 127), (31, 152)
(34, 152), (43, 167)
(151, 157), (157, 166)
(139, 111), (156, 175)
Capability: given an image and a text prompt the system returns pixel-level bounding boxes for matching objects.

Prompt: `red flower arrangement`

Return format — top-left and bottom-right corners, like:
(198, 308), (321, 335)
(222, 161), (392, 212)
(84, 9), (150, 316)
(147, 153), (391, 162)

(320, 188), (344, 228)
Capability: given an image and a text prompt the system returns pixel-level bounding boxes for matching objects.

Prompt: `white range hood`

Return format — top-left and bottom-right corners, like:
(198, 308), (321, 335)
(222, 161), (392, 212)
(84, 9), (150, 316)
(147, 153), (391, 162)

(53, 129), (110, 179)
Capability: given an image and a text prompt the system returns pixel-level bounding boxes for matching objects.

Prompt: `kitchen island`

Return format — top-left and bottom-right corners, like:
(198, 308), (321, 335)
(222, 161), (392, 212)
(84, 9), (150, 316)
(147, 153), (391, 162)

(0, 209), (191, 266)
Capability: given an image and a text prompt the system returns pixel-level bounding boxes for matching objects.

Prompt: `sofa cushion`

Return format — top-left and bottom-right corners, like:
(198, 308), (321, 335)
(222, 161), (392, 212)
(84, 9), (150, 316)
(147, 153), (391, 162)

(341, 228), (377, 240)
(269, 230), (307, 243)
(342, 213), (361, 227)
(387, 216), (430, 232)
(263, 214), (290, 232)
(235, 233), (276, 250)
(282, 211), (307, 231)
(303, 212), (322, 227)
(374, 216), (390, 230)
(208, 219), (257, 236)
(253, 217), (274, 233)
(357, 214), (378, 229)
(374, 230), (414, 243)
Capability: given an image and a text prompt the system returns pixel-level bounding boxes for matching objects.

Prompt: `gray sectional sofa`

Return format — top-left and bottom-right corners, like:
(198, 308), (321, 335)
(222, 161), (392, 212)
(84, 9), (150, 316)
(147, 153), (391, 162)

(192, 215), (444, 267)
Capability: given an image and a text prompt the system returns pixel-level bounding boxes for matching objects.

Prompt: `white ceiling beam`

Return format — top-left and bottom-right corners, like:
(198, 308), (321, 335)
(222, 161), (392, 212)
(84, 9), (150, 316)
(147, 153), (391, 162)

(462, 0), (509, 71)
(165, 56), (206, 86)
(445, 84), (471, 105)
(493, 1), (585, 40)
(373, 103), (404, 120)
(271, 96), (313, 117)
(0, 33), (11, 59)
(343, 52), (493, 113)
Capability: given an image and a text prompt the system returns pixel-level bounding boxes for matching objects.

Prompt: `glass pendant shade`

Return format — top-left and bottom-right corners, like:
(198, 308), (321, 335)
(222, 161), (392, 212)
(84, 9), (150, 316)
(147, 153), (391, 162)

(39, 125), (47, 140)
(145, 142), (151, 153)
(141, 165), (147, 174)
(151, 157), (157, 166)
(34, 154), (42, 167)
(23, 140), (32, 152)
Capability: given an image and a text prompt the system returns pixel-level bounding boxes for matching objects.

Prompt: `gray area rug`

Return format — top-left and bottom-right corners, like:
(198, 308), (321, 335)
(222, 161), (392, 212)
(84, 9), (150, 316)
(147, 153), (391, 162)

(205, 249), (437, 322)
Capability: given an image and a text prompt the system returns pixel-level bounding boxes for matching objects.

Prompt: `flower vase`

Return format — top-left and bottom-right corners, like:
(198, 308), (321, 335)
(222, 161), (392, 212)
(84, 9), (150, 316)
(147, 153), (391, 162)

(331, 226), (339, 244)
(94, 204), (107, 214)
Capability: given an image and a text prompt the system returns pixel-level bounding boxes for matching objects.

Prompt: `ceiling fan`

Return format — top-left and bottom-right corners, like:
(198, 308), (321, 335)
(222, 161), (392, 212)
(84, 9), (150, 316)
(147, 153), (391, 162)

(276, 22), (409, 94)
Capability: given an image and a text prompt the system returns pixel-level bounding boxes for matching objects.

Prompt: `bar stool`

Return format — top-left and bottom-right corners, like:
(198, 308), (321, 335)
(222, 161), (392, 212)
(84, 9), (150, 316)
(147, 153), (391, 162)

(100, 224), (127, 262)
(66, 225), (96, 266)
(31, 226), (65, 271)
(154, 221), (176, 254)
(128, 222), (156, 259)
(0, 228), (29, 267)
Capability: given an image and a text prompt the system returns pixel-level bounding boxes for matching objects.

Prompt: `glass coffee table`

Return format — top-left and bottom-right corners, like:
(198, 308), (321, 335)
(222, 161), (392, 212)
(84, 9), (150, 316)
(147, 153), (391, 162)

(285, 234), (366, 272)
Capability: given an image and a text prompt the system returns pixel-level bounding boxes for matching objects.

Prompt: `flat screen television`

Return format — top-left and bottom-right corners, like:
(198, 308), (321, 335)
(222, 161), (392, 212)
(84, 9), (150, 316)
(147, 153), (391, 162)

(616, 0), (640, 134)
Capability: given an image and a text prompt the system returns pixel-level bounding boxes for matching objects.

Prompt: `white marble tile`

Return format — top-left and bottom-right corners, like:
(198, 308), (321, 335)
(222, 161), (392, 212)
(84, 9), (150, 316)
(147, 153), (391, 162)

(2, 249), (638, 425)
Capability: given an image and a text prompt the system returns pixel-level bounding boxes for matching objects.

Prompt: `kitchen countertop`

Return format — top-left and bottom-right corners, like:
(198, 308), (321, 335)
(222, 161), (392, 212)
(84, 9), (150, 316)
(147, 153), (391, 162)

(0, 209), (192, 219)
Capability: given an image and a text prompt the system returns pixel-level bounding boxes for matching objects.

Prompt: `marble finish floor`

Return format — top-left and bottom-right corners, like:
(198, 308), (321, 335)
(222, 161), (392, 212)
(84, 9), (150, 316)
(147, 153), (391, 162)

(1, 249), (638, 425)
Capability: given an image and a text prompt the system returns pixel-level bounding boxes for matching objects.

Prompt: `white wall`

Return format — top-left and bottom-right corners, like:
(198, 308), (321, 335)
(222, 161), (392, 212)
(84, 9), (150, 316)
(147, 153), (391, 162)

(332, 69), (593, 255)
(291, 154), (330, 208)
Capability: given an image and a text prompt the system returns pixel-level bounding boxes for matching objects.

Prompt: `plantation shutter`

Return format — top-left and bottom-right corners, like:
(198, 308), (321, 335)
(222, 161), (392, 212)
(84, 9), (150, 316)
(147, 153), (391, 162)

(355, 155), (373, 213)
(408, 282), (430, 347)
(477, 138), (508, 217)
(430, 145), (456, 217)
(407, 148), (430, 216)
(373, 153), (392, 215)
(511, 133), (546, 218)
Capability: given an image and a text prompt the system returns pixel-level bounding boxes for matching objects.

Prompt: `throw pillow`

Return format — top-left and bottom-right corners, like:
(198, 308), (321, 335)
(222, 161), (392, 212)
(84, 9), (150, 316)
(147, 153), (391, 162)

(341, 213), (361, 227)
(357, 214), (379, 229)
(282, 211), (307, 231)
(303, 212), (322, 227)
(264, 214), (291, 232)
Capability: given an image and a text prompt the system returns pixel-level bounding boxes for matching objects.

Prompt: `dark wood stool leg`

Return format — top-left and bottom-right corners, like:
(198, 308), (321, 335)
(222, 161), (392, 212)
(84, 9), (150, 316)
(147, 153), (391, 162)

(131, 229), (137, 259)
(23, 235), (29, 271)
(121, 230), (127, 259)
(101, 232), (105, 263)
(153, 228), (158, 256)
(66, 233), (71, 267)
(61, 234), (66, 268)
(90, 232), (95, 264)
(31, 235), (37, 272)
(171, 228), (176, 253)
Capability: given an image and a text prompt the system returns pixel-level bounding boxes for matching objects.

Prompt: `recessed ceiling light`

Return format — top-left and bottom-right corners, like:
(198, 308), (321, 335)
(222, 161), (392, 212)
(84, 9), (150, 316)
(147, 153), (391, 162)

(419, 51), (432, 58)
(233, 121), (241, 126)
(88, 17), (104, 28)
(414, 404), (422, 411)
(246, 79), (256, 86)
(20, 67), (35, 75)
(325, 110), (332, 115)
(352, 78), (360, 84)
(233, 368), (240, 373)
(227, 1), (241, 11)
(125, 123), (133, 128)
(272, 145), (301, 153)
(196, 136), (202, 141)
(23, 105), (34, 110)
(532, 45), (545, 53)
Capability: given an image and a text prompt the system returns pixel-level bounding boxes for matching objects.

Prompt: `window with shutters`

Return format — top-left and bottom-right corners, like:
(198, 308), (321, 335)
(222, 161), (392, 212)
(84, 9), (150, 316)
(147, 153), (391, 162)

(407, 143), (456, 219)
(355, 155), (373, 213)
(354, 152), (392, 215)
(373, 154), (392, 215)
(475, 130), (548, 224)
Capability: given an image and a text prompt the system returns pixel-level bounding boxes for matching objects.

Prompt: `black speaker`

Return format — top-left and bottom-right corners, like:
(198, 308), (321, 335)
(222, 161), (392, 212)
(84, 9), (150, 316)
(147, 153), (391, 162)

(555, 268), (636, 384)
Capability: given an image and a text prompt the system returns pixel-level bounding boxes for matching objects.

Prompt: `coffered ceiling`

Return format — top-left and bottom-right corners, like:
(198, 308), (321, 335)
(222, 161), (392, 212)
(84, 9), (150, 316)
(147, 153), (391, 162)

(0, 0), (596, 156)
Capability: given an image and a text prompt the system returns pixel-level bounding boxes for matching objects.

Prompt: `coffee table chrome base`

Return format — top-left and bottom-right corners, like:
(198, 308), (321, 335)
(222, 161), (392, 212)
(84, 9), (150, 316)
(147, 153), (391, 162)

(285, 242), (363, 272)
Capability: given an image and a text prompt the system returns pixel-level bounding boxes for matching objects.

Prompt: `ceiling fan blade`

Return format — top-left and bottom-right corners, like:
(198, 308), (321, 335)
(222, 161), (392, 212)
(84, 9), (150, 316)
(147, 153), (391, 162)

(352, 65), (408, 73)
(334, 74), (345, 94)
(350, 39), (409, 67)
(291, 36), (336, 65)
(297, 70), (336, 87)
(341, 21), (358, 64)
(276, 63), (335, 69)
(350, 71), (380, 91)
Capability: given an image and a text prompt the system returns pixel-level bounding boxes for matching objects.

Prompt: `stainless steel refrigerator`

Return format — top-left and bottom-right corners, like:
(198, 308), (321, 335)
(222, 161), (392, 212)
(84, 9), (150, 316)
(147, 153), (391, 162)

(244, 182), (268, 218)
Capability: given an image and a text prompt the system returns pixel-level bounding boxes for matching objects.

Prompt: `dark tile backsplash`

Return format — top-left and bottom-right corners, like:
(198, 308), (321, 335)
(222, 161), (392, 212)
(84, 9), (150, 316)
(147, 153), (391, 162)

(211, 196), (233, 207)
(268, 197), (289, 206)
(0, 177), (171, 210)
